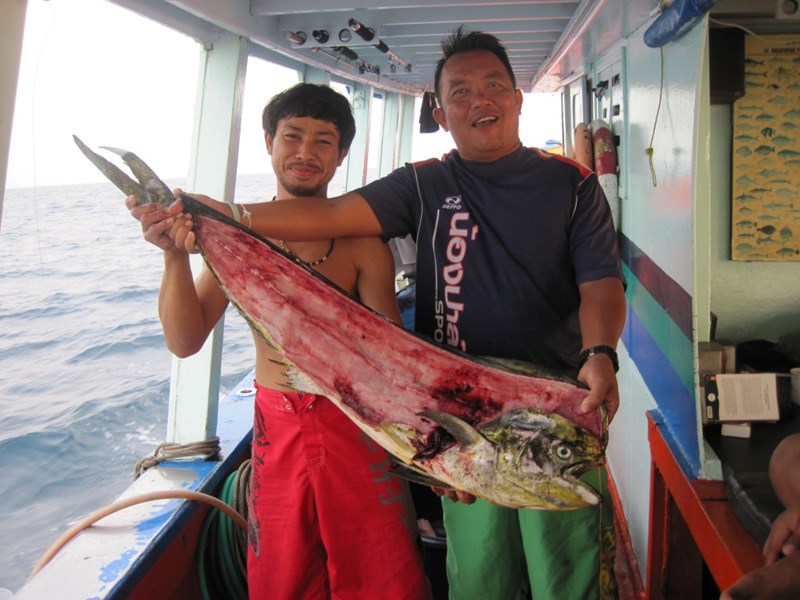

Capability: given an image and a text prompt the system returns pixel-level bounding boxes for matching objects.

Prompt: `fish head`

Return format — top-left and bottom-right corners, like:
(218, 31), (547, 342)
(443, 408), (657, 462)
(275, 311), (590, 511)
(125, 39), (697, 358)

(480, 408), (607, 509)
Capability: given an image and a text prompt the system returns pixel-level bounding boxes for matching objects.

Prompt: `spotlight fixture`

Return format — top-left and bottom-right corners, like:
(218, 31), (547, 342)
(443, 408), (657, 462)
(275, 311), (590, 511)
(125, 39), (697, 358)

(348, 18), (374, 41)
(312, 30), (330, 43)
(333, 46), (359, 61)
(287, 31), (307, 45)
(338, 29), (352, 43)
(358, 60), (380, 75)
(345, 18), (409, 72)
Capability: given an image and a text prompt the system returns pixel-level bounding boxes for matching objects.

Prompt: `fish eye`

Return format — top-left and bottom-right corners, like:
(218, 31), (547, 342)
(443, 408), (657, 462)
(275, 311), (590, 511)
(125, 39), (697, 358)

(555, 444), (572, 460)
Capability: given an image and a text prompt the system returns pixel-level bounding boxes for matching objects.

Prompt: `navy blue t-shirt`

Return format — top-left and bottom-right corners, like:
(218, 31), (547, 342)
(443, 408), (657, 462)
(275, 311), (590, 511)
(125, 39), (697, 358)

(359, 146), (622, 370)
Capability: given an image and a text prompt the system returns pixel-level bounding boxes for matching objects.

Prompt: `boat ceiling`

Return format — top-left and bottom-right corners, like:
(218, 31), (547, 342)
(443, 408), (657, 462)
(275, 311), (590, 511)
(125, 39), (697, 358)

(109, 0), (656, 94)
(107, 0), (798, 96)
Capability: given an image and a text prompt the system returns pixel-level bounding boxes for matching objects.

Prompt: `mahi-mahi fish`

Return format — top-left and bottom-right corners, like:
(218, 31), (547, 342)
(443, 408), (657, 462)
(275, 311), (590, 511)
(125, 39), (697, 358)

(74, 135), (608, 510)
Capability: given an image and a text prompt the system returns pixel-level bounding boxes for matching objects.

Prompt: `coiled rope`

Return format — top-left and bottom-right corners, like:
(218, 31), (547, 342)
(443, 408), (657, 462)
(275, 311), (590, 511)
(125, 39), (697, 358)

(198, 459), (251, 600)
(134, 437), (222, 478)
(132, 436), (254, 597)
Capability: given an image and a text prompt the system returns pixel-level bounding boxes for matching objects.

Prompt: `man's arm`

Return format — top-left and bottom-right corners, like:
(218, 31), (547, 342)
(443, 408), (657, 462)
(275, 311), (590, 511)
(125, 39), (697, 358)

(720, 434), (800, 599)
(719, 550), (800, 600)
(157, 256), (228, 357)
(576, 277), (626, 420)
(168, 191), (384, 252)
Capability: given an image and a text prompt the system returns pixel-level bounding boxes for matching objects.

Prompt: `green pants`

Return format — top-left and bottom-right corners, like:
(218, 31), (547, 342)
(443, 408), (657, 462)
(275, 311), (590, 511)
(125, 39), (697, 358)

(442, 468), (616, 600)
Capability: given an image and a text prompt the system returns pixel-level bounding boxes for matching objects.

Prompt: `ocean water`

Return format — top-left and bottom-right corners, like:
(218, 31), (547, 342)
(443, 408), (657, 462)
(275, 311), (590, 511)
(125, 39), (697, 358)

(0, 174), (280, 592)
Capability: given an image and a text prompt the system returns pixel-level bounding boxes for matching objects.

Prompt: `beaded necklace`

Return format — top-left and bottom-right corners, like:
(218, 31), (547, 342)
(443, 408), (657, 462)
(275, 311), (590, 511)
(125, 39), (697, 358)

(272, 196), (335, 266)
(279, 238), (335, 267)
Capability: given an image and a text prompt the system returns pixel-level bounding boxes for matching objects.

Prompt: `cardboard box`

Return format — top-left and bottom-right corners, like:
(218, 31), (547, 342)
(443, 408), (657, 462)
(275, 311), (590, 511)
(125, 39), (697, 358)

(698, 341), (737, 374)
(722, 345), (737, 373)
(698, 342), (738, 424)
(703, 373), (780, 423)
(699, 341), (726, 374)
(721, 422), (752, 439)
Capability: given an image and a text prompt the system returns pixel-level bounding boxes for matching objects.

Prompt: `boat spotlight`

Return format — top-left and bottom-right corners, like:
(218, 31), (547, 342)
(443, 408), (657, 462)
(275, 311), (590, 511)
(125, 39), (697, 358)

(287, 31), (307, 45)
(348, 18), (374, 41)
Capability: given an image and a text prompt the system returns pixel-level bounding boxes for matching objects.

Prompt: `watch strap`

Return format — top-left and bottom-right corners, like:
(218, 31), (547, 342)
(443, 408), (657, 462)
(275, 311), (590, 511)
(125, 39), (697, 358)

(579, 345), (619, 372)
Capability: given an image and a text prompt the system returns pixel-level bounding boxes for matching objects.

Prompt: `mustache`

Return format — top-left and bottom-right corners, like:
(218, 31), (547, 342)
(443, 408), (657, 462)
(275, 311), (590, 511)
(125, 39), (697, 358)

(287, 161), (321, 171)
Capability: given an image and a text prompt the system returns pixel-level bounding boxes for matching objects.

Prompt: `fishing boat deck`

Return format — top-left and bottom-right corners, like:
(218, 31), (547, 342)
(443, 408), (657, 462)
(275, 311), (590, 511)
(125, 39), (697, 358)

(14, 375), (256, 599)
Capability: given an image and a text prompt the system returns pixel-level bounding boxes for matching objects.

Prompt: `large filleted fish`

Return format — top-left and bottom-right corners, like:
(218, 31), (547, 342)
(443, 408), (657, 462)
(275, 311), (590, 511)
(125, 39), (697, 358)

(74, 136), (608, 510)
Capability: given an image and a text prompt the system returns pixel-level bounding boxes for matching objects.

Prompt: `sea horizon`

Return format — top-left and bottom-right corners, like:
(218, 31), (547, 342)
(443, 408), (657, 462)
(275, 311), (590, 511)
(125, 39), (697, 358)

(0, 173), (278, 591)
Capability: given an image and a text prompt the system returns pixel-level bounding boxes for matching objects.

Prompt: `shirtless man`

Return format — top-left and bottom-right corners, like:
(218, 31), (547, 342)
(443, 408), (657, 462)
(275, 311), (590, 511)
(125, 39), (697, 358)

(129, 83), (431, 600)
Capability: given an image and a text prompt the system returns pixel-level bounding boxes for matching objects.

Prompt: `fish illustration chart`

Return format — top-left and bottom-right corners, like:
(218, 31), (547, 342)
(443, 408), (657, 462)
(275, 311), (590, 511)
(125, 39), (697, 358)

(731, 35), (800, 261)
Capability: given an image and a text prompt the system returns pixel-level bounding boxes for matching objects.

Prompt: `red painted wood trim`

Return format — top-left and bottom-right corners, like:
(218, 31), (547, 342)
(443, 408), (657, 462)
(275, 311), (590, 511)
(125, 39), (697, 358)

(606, 465), (646, 599)
(645, 452), (669, 597)
(646, 413), (763, 591)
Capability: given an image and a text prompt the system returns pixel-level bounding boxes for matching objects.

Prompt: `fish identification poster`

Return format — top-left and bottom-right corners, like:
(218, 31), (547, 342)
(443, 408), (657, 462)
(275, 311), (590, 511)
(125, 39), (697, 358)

(731, 35), (800, 262)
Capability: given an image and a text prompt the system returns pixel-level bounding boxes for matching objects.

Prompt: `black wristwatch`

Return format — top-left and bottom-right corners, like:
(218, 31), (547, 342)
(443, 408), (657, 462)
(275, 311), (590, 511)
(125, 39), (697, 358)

(578, 345), (619, 372)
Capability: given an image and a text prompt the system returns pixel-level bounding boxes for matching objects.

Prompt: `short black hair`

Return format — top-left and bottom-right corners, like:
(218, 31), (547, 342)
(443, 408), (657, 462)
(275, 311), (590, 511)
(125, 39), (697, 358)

(261, 83), (356, 152)
(434, 26), (516, 103)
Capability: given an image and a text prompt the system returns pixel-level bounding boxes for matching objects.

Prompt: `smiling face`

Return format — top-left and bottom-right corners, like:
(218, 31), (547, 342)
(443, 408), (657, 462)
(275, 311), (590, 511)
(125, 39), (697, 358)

(266, 115), (347, 198)
(433, 50), (523, 163)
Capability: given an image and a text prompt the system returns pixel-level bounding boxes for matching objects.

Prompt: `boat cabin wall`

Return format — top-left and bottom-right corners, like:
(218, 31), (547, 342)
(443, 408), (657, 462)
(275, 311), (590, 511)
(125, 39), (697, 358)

(559, 8), (800, 587)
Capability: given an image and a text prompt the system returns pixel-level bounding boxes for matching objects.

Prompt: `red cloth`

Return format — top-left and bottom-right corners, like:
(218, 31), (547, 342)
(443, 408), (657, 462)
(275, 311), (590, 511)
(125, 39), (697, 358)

(247, 383), (432, 599)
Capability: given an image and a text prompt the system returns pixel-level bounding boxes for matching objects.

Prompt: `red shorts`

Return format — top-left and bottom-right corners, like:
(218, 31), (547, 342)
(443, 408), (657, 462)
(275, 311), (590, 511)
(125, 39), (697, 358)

(247, 383), (431, 599)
